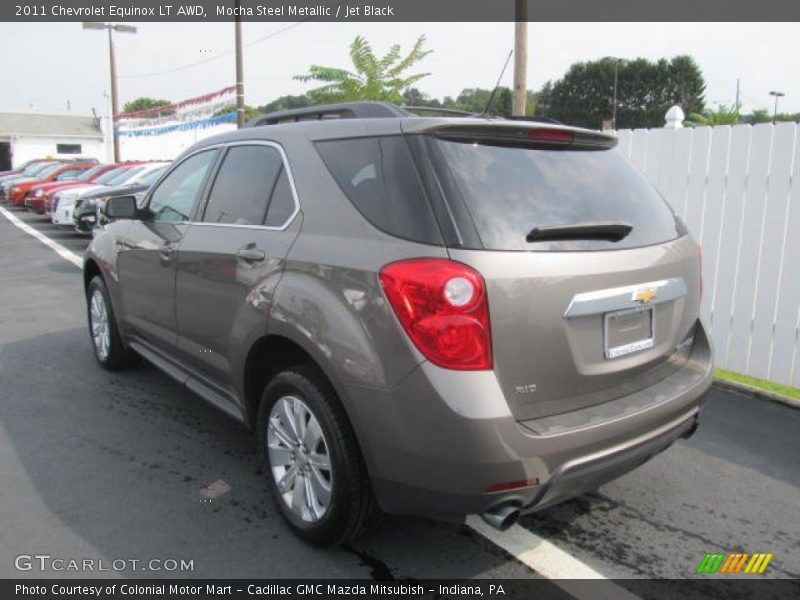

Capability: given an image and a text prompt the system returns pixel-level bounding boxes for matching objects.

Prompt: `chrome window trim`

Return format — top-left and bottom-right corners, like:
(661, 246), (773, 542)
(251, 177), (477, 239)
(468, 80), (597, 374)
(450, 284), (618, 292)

(191, 140), (301, 232)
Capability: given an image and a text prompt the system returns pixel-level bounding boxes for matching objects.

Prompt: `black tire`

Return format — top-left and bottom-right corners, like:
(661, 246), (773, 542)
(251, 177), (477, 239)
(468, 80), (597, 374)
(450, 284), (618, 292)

(86, 276), (136, 371)
(257, 366), (379, 546)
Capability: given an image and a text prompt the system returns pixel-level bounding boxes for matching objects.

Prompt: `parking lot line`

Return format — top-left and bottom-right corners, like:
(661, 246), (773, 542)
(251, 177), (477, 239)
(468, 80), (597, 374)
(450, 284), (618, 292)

(466, 516), (640, 599)
(0, 207), (82, 268)
(2, 205), (640, 588)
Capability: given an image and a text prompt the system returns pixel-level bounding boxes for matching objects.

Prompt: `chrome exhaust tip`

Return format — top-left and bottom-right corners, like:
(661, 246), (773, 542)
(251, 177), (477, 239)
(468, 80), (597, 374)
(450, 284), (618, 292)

(481, 503), (521, 531)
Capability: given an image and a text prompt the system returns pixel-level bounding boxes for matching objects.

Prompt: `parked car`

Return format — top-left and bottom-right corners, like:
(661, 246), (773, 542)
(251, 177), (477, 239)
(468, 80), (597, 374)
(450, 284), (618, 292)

(75, 164), (169, 234)
(26, 163), (121, 214)
(50, 163), (155, 225)
(9, 161), (95, 207)
(0, 158), (54, 178)
(44, 163), (135, 218)
(0, 160), (62, 202)
(83, 102), (712, 546)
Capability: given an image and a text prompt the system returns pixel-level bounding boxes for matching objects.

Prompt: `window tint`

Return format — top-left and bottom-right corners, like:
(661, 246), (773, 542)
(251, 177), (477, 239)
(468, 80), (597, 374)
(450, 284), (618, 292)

(265, 167), (295, 226)
(203, 145), (282, 225)
(76, 165), (104, 181)
(56, 169), (83, 180)
(148, 151), (216, 222)
(431, 139), (684, 251)
(116, 166), (147, 184)
(316, 136), (442, 245)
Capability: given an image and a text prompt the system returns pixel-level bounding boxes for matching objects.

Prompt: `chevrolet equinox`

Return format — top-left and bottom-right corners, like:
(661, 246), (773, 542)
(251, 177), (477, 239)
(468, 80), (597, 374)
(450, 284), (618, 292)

(83, 102), (713, 545)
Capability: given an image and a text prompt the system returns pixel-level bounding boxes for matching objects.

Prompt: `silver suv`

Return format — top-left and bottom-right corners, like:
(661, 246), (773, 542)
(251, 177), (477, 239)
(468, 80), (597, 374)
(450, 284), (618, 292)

(83, 102), (712, 545)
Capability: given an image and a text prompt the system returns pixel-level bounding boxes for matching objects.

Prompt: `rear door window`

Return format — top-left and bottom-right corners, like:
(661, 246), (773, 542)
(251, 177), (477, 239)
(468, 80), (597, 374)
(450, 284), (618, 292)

(202, 145), (282, 226)
(316, 136), (442, 245)
(430, 138), (684, 251)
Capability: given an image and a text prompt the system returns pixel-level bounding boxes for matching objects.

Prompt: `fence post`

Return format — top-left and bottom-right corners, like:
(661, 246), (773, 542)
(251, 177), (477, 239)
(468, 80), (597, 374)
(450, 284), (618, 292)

(664, 105), (685, 129)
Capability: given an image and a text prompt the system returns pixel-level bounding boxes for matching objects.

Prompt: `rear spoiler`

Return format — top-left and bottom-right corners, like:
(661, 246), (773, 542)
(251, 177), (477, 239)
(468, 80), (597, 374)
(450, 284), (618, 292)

(407, 122), (617, 149)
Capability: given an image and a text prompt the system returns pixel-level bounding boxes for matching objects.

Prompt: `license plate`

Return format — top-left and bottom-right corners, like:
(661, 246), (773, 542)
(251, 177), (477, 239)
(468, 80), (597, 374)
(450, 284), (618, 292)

(604, 306), (654, 359)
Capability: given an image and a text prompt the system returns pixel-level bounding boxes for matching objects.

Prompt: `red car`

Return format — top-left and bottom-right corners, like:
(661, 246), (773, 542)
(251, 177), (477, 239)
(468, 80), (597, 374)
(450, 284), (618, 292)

(9, 162), (95, 207)
(43, 163), (143, 216)
(27, 163), (121, 214)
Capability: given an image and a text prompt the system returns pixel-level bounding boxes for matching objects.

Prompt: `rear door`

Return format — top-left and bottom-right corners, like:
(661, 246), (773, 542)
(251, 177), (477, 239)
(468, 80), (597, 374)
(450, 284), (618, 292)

(116, 149), (218, 351)
(421, 130), (702, 421)
(175, 142), (301, 390)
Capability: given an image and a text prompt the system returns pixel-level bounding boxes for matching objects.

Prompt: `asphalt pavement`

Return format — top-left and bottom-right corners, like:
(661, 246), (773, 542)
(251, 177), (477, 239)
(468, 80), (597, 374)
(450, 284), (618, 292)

(0, 207), (798, 584)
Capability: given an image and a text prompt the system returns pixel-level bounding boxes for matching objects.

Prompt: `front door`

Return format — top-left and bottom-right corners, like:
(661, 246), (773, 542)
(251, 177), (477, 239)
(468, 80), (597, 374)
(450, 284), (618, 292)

(116, 149), (218, 351)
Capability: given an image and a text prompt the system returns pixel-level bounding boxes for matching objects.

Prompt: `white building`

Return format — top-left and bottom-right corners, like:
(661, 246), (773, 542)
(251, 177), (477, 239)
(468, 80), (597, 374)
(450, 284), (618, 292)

(0, 112), (106, 170)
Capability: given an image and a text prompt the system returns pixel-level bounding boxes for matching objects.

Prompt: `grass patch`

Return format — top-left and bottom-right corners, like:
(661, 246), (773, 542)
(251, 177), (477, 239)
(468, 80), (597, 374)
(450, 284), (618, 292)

(715, 368), (800, 401)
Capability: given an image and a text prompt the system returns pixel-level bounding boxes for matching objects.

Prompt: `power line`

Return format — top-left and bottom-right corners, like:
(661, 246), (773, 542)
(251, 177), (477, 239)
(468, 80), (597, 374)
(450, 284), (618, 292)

(119, 20), (309, 79)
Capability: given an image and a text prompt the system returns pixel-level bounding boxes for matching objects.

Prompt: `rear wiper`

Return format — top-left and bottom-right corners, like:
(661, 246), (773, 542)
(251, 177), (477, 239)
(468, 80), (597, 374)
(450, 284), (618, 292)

(526, 221), (633, 243)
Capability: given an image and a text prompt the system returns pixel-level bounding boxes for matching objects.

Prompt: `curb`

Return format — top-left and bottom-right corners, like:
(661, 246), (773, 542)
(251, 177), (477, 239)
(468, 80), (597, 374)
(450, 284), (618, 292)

(713, 378), (800, 410)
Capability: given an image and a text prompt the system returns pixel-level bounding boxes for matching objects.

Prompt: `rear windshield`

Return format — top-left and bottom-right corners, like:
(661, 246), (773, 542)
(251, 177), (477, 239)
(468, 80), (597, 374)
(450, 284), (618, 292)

(429, 138), (684, 251)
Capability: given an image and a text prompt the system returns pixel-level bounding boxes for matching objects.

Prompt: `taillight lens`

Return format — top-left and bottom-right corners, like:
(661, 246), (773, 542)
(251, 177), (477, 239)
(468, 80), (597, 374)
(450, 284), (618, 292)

(528, 128), (574, 143)
(379, 258), (492, 370)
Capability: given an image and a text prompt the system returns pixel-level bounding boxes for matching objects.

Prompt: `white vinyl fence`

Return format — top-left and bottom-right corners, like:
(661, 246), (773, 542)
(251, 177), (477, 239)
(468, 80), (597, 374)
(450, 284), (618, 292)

(617, 123), (800, 387)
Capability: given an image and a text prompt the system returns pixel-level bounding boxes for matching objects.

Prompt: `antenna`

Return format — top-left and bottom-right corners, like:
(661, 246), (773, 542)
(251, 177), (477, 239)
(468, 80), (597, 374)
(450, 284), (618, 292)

(482, 50), (513, 117)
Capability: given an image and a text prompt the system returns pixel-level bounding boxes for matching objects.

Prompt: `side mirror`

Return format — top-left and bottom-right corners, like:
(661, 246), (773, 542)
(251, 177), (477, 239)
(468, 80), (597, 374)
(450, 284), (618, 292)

(104, 195), (138, 220)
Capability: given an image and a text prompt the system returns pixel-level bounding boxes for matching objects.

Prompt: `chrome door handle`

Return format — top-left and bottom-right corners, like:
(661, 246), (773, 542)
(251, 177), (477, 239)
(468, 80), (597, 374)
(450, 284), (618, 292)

(236, 246), (266, 263)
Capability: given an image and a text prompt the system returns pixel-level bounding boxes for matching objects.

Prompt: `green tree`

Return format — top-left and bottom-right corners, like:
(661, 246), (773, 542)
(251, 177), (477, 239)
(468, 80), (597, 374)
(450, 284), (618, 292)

(259, 94), (311, 113)
(685, 104), (740, 126)
(122, 97), (173, 115)
(548, 55), (706, 129)
(294, 35), (432, 104)
(213, 104), (260, 121)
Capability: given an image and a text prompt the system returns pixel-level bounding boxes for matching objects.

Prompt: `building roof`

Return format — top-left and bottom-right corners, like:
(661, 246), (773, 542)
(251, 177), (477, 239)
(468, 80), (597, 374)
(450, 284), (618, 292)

(0, 112), (103, 139)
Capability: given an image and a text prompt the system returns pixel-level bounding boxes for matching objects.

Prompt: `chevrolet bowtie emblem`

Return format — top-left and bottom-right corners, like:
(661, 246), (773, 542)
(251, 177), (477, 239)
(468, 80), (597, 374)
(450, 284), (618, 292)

(634, 288), (658, 304)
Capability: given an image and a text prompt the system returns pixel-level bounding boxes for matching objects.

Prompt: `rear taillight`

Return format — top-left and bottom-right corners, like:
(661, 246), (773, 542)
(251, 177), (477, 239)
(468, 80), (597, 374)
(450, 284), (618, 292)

(695, 244), (703, 301)
(379, 258), (492, 370)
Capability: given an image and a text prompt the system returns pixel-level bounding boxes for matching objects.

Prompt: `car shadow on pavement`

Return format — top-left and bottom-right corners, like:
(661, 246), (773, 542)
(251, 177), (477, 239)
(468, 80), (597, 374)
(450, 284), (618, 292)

(0, 327), (532, 579)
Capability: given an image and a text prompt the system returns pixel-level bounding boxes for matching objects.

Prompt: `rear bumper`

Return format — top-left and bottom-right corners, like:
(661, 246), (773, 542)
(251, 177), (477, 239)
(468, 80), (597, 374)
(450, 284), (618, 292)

(341, 320), (713, 521)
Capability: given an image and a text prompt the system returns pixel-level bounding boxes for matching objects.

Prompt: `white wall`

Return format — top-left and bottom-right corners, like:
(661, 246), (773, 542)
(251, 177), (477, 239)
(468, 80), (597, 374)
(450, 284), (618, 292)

(11, 136), (105, 167)
(617, 122), (800, 388)
(118, 123), (237, 161)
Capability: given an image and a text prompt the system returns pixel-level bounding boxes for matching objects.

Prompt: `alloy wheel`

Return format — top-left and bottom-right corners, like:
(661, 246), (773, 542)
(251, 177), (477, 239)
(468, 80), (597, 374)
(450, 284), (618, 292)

(267, 395), (333, 522)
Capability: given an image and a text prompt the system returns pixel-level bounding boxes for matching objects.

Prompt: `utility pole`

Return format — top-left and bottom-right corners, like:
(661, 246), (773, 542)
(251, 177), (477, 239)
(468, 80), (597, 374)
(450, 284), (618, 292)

(769, 90), (785, 121)
(235, 0), (245, 128)
(83, 22), (137, 161)
(735, 79), (741, 111)
(512, 0), (528, 117)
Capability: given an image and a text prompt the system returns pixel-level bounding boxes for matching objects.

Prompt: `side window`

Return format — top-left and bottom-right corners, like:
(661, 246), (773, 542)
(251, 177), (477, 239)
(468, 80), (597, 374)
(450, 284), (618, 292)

(264, 167), (296, 227)
(148, 150), (217, 222)
(315, 136), (442, 245)
(202, 145), (282, 225)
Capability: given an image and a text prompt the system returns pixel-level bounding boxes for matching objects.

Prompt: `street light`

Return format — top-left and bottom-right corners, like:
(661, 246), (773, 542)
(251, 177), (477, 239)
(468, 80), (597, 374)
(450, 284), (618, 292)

(82, 22), (138, 161)
(769, 90), (785, 122)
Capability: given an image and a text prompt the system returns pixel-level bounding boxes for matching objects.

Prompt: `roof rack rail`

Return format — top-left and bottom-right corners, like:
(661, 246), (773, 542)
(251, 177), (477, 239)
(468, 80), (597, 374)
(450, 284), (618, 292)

(246, 101), (411, 128)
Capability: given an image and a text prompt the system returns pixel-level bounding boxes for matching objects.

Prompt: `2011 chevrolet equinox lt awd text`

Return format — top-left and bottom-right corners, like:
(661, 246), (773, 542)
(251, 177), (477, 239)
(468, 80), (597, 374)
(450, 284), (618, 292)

(83, 102), (713, 545)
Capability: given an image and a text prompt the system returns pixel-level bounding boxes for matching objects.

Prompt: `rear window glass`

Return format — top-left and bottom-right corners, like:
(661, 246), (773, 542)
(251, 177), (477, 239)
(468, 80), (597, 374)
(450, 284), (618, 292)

(431, 139), (684, 251)
(203, 145), (282, 226)
(316, 136), (442, 245)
